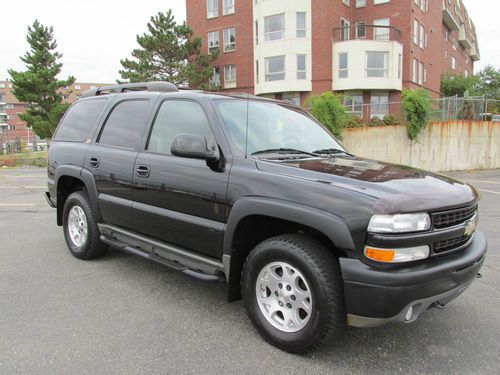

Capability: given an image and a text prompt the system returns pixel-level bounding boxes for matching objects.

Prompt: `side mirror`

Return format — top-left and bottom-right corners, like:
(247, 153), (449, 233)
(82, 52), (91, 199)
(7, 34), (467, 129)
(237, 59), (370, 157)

(170, 134), (220, 162)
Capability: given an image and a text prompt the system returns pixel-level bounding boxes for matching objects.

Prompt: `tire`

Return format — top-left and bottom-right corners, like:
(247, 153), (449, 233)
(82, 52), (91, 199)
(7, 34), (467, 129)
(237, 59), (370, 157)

(242, 234), (345, 354)
(62, 191), (107, 260)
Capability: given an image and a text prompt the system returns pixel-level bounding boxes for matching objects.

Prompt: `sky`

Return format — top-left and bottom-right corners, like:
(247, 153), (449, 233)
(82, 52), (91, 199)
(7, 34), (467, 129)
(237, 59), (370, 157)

(0, 0), (498, 83)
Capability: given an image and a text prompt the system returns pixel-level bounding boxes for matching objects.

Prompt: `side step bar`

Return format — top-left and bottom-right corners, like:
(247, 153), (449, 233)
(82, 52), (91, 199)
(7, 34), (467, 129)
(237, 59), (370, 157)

(98, 224), (225, 282)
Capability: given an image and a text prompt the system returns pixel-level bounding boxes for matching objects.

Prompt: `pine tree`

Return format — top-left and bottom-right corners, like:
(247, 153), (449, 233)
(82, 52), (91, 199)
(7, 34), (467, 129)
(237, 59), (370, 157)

(8, 20), (75, 140)
(119, 10), (218, 88)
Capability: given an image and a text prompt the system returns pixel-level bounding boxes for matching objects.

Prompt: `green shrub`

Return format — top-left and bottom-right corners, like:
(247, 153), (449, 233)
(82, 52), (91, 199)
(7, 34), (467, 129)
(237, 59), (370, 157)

(345, 115), (365, 128)
(306, 92), (347, 139)
(401, 89), (433, 141)
(367, 117), (385, 127)
(383, 114), (402, 125)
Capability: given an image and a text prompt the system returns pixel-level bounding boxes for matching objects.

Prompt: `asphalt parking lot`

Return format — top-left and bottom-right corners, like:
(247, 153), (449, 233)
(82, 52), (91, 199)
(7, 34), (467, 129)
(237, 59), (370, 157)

(1, 167), (499, 374)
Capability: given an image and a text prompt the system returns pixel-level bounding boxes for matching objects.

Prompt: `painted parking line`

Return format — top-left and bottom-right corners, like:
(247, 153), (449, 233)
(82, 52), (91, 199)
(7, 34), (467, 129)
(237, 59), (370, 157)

(0, 203), (36, 207)
(479, 189), (500, 196)
(469, 180), (500, 185)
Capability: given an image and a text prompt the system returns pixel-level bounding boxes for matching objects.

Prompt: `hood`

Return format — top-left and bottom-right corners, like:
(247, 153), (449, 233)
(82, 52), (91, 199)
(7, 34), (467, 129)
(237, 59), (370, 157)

(256, 156), (478, 214)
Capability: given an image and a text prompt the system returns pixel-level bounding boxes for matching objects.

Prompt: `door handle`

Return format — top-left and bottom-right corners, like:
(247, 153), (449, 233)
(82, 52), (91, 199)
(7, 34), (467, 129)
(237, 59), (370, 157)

(89, 157), (100, 168)
(135, 165), (151, 178)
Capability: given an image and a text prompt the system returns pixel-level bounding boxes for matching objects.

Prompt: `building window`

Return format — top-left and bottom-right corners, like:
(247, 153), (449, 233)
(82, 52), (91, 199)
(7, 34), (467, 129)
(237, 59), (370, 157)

(413, 58), (418, 82)
(366, 51), (388, 78)
(255, 21), (259, 44)
(264, 14), (285, 41)
(296, 12), (306, 38)
(413, 19), (419, 44)
(265, 56), (285, 81)
(282, 93), (301, 106)
(342, 0), (350, 6)
(374, 0), (390, 4)
(339, 53), (348, 78)
(206, 0), (218, 19)
(374, 18), (390, 40)
(223, 28), (236, 52)
(208, 31), (219, 53)
(356, 22), (366, 38)
(370, 93), (389, 118)
(418, 62), (424, 85)
(222, 0), (234, 15)
(451, 56), (456, 70)
(356, 0), (366, 7)
(424, 67), (428, 82)
(344, 93), (363, 117)
(255, 60), (259, 83)
(210, 67), (221, 87)
(224, 65), (237, 88)
(419, 24), (425, 48)
(75, 85), (81, 90)
(398, 53), (402, 79)
(297, 55), (306, 80)
(340, 19), (350, 41)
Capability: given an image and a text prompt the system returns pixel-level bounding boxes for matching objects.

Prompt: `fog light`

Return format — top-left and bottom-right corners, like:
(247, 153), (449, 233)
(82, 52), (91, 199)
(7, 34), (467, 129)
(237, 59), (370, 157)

(405, 306), (413, 321)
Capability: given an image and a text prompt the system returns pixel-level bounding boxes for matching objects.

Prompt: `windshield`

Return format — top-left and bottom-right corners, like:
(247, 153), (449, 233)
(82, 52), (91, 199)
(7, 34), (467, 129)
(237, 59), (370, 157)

(214, 100), (344, 156)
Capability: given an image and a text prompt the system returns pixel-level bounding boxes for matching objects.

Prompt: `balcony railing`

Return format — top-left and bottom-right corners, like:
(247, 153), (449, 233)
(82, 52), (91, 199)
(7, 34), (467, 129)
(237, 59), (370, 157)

(333, 25), (401, 43)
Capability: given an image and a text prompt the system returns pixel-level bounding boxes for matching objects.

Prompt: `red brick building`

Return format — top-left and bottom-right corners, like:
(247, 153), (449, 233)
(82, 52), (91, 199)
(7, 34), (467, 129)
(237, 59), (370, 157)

(186, 0), (480, 118)
(0, 81), (109, 148)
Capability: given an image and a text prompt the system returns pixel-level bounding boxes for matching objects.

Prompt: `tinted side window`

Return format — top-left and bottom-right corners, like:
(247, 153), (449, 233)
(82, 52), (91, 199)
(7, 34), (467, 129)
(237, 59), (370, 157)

(148, 101), (214, 155)
(98, 100), (150, 149)
(54, 98), (107, 141)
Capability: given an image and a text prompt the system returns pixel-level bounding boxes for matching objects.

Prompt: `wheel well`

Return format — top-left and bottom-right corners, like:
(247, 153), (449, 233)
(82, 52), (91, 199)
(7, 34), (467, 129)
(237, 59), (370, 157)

(56, 176), (85, 225)
(227, 215), (345, 301)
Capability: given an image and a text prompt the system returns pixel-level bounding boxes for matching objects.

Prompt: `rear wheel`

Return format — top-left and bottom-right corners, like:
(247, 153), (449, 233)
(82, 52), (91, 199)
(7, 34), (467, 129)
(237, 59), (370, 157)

(242, 234), (346, 353)
(63, 191), (107, 260)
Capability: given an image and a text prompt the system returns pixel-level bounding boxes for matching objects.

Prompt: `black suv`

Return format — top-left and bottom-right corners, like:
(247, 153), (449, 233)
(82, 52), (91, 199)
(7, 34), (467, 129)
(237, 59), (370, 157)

(46, 82), (487, 353)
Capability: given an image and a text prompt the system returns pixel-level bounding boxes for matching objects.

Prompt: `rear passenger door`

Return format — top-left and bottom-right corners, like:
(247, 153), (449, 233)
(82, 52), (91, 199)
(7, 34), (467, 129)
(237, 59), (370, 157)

(85, 98), (153, 230)
(131, 99), (230, 259)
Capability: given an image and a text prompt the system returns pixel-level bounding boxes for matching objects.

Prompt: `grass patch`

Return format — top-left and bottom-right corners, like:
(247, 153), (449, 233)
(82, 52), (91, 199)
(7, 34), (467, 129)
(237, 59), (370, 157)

(0, 151), (48, 167)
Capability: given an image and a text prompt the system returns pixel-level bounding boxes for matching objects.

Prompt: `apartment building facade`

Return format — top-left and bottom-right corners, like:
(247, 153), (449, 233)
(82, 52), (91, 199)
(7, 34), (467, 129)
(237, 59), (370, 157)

(0, 81), (109, 146)
(186, 0), (480, 118)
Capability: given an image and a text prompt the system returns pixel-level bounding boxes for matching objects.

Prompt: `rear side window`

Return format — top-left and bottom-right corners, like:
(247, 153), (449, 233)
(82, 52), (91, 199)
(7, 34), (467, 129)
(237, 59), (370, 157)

(98, 100), (150, 149)
(147, 100), (213, 155)
(54, 98), (107, 141)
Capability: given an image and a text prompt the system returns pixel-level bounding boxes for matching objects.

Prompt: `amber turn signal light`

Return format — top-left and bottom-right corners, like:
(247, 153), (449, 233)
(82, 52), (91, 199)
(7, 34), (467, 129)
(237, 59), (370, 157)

(364, 247), (395, 262)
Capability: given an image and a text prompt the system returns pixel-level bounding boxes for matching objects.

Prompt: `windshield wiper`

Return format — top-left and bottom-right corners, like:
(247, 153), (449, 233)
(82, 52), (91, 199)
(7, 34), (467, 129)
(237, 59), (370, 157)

(312, 148), (352, 156)
(251, 148), (320, 157)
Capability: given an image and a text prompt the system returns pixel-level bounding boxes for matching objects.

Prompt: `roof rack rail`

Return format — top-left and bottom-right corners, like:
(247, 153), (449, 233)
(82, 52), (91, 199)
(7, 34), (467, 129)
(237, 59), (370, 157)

(81, 81), (178, 98)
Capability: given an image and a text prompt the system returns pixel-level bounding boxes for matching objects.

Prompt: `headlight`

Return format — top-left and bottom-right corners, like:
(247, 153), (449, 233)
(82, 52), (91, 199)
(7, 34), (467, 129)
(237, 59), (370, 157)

(368, 213), (431, 233)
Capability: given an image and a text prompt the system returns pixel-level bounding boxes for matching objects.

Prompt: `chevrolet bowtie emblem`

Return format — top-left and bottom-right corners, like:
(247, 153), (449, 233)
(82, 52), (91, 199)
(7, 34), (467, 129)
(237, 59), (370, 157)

(464, 220), (476, 237)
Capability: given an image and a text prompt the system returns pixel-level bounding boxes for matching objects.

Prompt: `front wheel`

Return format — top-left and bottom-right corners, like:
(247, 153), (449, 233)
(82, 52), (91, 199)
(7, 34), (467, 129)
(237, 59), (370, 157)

(63, 191), (107, 260)
(242, 234), (346, 353)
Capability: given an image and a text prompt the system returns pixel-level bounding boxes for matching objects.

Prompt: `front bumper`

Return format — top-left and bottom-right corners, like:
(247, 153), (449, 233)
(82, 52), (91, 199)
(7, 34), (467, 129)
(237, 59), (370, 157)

(340, 230), (487, 327)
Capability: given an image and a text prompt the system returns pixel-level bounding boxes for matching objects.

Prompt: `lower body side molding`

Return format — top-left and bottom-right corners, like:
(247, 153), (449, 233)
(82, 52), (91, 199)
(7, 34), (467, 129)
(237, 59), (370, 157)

(98, 223), (226, 282)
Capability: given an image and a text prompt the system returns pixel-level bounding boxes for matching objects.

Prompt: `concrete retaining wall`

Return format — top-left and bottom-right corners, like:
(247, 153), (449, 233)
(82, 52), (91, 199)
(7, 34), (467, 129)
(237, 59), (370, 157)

(342, 121), (500, 172)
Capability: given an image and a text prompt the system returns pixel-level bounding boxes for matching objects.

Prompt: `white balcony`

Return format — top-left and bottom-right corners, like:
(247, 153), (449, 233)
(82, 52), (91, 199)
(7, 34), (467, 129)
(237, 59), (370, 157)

(332, 26), (403, 92)
(442, 1), (460, 31)
(470, 45), (480, 61)
(459, 26), (473, 49)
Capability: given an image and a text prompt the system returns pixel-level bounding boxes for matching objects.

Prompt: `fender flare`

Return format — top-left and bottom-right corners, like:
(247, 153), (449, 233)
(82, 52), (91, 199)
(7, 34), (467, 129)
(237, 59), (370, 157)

(55, 166), (101, 224)
(223, 197), (355, 256)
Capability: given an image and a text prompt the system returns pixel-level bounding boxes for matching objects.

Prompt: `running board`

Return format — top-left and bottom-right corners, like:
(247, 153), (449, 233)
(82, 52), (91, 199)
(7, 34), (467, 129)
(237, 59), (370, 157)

(98, 224), (225, 282)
